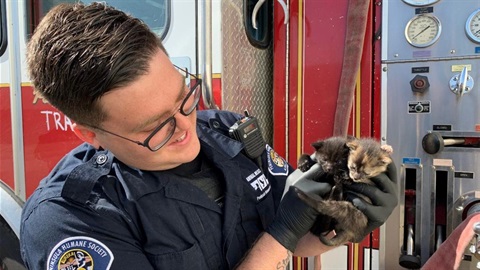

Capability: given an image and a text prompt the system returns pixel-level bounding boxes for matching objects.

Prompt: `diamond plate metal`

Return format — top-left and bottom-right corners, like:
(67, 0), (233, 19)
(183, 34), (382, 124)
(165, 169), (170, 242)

(222, 0), (274, 144)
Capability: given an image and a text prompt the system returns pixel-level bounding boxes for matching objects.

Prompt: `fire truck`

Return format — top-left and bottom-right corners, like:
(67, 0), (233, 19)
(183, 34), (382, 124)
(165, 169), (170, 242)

(2, 0), (480, 269)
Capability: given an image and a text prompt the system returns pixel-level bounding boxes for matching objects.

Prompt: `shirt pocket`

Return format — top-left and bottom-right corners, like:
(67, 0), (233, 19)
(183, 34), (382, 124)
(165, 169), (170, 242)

(146, 242), (209, 270)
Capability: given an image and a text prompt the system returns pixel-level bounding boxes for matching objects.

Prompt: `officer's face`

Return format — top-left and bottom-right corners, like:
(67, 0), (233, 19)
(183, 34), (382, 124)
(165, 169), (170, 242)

(93, 49), (201, 170)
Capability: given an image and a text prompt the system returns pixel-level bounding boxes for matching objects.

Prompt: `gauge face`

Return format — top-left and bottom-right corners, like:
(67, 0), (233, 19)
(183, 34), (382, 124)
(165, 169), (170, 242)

(402, 0), (441, 6)
(405, 14), (442, 48)
(466, 8), (480, 43)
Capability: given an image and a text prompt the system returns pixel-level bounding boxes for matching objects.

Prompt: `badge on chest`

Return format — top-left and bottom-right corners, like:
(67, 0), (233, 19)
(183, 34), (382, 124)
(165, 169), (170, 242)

(245, 168), (271, 201)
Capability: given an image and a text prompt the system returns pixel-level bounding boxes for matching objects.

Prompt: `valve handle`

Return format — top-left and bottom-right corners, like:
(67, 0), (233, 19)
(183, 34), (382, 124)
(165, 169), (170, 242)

(449, 66), (475, 95)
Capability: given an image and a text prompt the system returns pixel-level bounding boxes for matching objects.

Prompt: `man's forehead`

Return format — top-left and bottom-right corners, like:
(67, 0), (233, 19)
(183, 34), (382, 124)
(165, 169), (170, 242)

(98, 53), (184, 129)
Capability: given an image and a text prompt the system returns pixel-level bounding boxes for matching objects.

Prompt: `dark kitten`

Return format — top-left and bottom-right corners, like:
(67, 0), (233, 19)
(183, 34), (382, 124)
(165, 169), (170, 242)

(298, 136), (356, 199)
(297, 136), (355, 242)
(297, 136), (393, 246)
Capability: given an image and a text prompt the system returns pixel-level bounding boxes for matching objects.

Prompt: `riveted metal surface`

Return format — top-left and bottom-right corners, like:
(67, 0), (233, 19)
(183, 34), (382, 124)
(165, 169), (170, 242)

(222, 0), (273, 144)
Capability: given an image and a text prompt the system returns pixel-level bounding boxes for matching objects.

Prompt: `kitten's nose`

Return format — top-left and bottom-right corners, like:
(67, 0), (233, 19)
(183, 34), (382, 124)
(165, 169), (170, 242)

(324, 165), (332, 172)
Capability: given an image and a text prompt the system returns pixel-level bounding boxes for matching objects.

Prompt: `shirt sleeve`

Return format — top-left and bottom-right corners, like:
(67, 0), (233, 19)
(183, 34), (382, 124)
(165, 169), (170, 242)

(262, 144), (294, 209)
(20, 196), (155, 270)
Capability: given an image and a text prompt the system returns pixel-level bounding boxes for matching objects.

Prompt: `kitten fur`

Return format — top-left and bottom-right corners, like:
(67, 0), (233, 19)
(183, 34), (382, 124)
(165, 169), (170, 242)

(297, 136), (393, 246)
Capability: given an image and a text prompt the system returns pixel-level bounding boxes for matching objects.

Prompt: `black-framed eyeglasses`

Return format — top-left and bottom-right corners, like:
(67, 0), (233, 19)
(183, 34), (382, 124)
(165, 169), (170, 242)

(92, 65), (202, 152)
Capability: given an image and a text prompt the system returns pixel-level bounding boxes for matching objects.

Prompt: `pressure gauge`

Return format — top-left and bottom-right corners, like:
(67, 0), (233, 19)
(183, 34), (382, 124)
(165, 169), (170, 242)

(405, 14), (442, 48)
(402, 0), (440, 6)
(466, 8), (480, 43)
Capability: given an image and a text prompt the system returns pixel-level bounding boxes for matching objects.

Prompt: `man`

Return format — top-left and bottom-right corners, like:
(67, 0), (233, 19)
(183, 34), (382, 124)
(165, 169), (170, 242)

(20, 3), (397, 269)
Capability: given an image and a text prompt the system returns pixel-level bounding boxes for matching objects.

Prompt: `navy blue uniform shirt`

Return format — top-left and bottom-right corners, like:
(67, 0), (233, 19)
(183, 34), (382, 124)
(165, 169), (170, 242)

(20, 110), (292, 270)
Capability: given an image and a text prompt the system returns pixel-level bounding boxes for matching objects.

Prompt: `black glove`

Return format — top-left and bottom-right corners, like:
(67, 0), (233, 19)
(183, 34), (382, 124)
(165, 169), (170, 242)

(345, 161), (398, 242)
(267, 181), (331, 252)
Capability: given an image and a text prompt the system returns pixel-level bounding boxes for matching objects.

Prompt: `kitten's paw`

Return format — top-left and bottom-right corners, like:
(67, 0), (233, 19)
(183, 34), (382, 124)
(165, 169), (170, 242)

(319, 231), (346, 247)
(381, 144), (393, 154)
(298, 154), (315, 172)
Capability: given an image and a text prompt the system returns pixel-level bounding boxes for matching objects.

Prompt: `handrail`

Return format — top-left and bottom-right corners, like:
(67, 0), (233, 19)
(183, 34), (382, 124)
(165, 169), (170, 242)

(6, 0), (26, 201)
(199, 0), (218, 109)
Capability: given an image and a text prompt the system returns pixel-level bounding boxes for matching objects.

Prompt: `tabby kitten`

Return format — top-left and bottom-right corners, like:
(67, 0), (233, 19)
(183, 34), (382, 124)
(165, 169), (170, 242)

(297, 136), (393, 246)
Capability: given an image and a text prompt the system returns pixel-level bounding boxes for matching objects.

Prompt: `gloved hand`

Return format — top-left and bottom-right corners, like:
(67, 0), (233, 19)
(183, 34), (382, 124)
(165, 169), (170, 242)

(267, 165), (331, 252)
(345, 161), (398, 242)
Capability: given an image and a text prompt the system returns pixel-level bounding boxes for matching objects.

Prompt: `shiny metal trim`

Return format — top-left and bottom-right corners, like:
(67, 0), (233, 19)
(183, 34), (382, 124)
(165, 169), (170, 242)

(6, 0), (26, 200)
(465, 8), (480, 43)
(404, 14), (442, 48)
(199, 0), (218, 109)
(0, 181), (24, 237)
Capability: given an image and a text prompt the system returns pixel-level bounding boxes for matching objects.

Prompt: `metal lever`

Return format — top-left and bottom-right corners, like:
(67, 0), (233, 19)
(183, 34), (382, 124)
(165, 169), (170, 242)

(467, 205), (480, 268)
(449, 66), (474, 95)
(252, 0), (266, 30)
(399, 190), (421, 269)
(470, 222), (480, 269)
(473, 223), (480, 258)
(252, 0), (289, 30)
(422, 132), (466, 154)
(406, 224), (415, 256)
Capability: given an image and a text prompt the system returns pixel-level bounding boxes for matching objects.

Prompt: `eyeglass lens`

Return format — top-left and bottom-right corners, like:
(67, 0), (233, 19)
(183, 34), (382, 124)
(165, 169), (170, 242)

(147, 80), (201, 151)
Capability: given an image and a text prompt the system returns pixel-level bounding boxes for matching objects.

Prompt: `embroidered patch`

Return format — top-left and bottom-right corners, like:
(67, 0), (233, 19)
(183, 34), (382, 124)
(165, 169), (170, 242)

(47, 236), (114, 270)
(245, 168), (271, 201)
(266, 144), (289, 176)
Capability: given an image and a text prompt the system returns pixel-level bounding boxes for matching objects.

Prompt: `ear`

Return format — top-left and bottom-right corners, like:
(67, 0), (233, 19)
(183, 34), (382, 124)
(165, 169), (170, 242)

(346, 135), (357, 141)
(346, 141), (358, 151)
(312, 141), (324, 150)
(72, 123), (102, 149)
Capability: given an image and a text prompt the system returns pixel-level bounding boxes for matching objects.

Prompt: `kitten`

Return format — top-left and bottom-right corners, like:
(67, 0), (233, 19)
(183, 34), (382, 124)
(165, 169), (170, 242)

(297, 136), (393, 246)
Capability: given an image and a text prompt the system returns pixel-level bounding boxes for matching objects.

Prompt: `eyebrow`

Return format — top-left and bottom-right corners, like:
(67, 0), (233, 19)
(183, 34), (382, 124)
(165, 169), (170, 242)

(131, 77), (187, 133)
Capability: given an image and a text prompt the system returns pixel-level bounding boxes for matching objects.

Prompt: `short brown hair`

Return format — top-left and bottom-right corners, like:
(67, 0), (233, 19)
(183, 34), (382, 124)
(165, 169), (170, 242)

(27, 2), (166, 126)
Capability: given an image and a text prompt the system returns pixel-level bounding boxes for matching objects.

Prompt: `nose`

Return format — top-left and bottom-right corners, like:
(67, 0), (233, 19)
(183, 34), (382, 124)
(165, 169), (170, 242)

(323, 164), (332, 172)
(174, 110), (193, 132)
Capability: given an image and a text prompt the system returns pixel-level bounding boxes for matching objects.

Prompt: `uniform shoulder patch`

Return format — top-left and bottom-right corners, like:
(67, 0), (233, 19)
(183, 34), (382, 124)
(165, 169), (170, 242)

(266, 144), (289, 176)
(47, 236), (114, 270)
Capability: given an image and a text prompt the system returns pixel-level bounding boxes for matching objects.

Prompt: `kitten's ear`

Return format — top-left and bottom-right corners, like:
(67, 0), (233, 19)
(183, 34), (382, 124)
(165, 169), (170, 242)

(312, 141), (324, 150)
(346, 135), (357, 141)
(346, 141), (359, 151)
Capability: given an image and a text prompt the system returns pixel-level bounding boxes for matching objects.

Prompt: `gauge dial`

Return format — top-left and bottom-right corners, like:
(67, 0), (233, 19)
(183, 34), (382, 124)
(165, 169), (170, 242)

(405, 14), (442, 48)
(402, 0), (441, 6)
(466, 8), (480, 43)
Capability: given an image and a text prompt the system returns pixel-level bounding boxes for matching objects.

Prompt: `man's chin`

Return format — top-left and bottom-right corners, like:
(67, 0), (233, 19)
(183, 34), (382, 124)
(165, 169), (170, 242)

(184, 137), (201, 162)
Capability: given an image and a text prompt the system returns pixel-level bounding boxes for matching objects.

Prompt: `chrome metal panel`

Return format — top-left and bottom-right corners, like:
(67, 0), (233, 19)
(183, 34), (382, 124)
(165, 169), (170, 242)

(383, 1), (480, 62)
(221, 0), (273, 144)
(382, 59), (480, 268)
(382, 0), (480, 268)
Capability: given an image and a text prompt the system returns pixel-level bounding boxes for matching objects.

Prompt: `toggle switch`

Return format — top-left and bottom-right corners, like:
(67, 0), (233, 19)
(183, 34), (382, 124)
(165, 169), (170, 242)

(410, 75), (430, 93)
